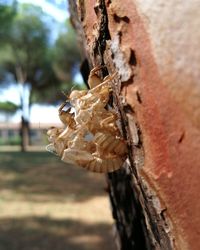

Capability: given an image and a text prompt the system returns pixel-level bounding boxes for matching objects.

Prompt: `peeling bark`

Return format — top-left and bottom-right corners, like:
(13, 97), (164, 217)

(69, 1), (200, 250)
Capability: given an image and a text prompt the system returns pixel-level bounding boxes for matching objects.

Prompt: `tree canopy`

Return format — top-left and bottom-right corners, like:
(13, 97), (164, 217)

(0, 3), (82, 105)
(53, 20), (81, 83)
(0, 101), (18, 114)
(0, 2), (82, 150)
(0, 1), (17, 44)
(0, 4), (56, 97)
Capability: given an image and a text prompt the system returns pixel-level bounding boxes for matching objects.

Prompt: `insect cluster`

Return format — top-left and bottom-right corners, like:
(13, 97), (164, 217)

(47, 66), (127, 173)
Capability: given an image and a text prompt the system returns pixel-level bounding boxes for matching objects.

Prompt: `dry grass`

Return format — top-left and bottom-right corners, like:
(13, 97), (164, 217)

(0, 151), (116, 250)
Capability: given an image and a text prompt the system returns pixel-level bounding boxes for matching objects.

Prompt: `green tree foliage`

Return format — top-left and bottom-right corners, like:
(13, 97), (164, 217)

(0, 101), (19, 124)
(0, 3), (81, 151)
(0, 3), (82, 104)
(0, 101), (18, 114)
(0, 4), (55, 94)
(53, 21), (81, 83)
(33, 20), (83, 103)
(0, 3), (57, 151)
(0, 1), (17, 44)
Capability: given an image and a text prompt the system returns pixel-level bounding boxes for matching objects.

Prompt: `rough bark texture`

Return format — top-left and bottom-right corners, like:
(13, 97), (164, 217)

(69, 1), (200, 250)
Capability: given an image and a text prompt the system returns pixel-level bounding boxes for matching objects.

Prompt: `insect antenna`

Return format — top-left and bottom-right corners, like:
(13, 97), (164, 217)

(61, 90), (69, 98)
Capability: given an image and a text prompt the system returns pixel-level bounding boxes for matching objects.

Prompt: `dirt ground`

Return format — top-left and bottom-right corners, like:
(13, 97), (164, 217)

(0, 151), (116, 250)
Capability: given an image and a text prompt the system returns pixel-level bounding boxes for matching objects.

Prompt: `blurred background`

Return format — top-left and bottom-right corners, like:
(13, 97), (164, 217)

(0, 0), (115, 249)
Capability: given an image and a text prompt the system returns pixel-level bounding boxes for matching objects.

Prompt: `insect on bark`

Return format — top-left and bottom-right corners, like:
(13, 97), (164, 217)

(47, 66), (127, 173)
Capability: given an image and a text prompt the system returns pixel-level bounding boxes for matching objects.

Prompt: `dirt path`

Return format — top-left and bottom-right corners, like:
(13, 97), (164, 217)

(0, 152), (116, 250)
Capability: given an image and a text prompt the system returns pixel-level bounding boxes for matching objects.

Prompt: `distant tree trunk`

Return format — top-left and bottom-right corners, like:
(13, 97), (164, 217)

(16, 66), (30, 152)
(19, 81), (30, 152)
(28, 89), (33, 146)
(19, 90), (30, 152)
(20, 116), (29, 152)
(69, 1), (200, 250)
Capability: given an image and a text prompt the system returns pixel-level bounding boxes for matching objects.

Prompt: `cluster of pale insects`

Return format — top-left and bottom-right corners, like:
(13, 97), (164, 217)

(47, 66), (127, 173)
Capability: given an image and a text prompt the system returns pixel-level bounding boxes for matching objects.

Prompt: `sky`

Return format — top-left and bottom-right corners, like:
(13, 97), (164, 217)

(0, 0), (70, 124)
(0, 85), (61, 123)
(18, 0), (69, 22)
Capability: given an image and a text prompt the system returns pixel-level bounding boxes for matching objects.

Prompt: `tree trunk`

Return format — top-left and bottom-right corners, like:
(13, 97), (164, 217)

(20, 116), (29, 152)
(69, 1), (200, 250)
(16, 66), (30, 152)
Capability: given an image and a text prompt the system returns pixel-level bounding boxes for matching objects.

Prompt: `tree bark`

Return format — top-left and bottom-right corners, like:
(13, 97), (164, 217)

(69, 1), (200, 250)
